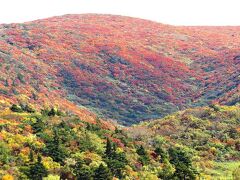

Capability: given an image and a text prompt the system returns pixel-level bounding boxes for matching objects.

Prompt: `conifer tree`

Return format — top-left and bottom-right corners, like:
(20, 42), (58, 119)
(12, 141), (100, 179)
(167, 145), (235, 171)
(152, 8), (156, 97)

(31, 117), (45, 133)
(94, 163), (112, 180)
(104, 139), (127, 178)
(28, 155), (48, 180)
(105, 138), (113, 157)
(44, 128), (67, 164)
(169, 147), (198, 179)
(136, 145), (149, 165)
(28, 150), (34, 163)
(76, 165), (93, 180)
(10, 104), (23, 113)
(155, 146), (168, 162)
(48, 107), (57, 116)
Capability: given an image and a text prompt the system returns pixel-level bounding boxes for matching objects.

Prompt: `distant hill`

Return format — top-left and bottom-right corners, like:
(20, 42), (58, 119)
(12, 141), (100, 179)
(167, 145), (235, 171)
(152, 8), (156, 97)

(0, 14), (239, 124)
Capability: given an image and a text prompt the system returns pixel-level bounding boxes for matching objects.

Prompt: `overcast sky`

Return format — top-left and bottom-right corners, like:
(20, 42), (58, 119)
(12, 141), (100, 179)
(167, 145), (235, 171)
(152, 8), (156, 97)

(0, 0), (239, 25)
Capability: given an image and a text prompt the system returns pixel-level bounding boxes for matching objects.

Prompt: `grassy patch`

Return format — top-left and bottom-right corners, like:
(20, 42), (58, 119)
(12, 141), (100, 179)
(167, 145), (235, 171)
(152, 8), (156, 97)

(207, 161), (240, 179)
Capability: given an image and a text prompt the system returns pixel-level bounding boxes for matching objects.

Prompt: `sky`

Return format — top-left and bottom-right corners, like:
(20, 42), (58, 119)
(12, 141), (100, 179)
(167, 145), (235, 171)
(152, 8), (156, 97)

(0, 0), (240, 25)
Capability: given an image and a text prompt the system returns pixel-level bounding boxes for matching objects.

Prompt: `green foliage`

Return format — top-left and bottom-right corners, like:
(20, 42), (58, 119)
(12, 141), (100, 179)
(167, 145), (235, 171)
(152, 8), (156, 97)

(28, 155), (48, 180)
(209, 104), (221, 112)
(233, 165), (240, 180)
(136, 145), (150, 165)
(104, 139), (128, 178)
(74, 163), (93, 180)
(158, 159), (175, 180)
(209, 162), (240, 179)
(48, 108), (57, 116)
(169, 147), (198, 179)
(22, 104), (35, 113)
(41, 107), (64, 117)
(155, 146), (168, 162)
(29, 149), (34, 163)
(44, 129), (68, 164)
(31, 117), (46, 134)
(94, 163), (112, 180)
(86, 122), (101, 131)
(78, 131), (105, 153)
(10, 104), (23, 112)
(0, 104), (239, 179)
(10, 103), (35, 113)
(0, 142), (11, 165)
(17, 73), (25, 84)
(43, 174), (60, 180)
(105, 138), (113, 157)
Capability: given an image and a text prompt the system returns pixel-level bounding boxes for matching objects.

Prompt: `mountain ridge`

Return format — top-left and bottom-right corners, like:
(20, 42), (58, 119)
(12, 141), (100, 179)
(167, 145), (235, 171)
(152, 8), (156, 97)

(0, 14), (239, 179)
(0, 14), (239, 125)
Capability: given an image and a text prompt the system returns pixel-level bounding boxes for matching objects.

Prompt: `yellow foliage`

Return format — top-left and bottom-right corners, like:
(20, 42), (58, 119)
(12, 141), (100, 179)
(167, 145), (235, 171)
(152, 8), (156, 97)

(71, 151), (106, 169)
(199, 174), (212, 180)
(209, 147), (217, 155)
(138, 171), (158, 180)
(16, 94), (30, 104)
(123, 165), (138, 179)
(43, 174), (60, 180)
(42, 157), (61, 171)
(116, 147), (124, 153)
(233, 166), (240, 180)
(1, 174), (14, 180)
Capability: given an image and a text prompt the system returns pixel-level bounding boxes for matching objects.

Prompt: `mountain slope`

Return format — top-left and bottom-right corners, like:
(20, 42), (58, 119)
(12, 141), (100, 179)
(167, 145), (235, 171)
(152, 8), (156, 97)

(129, 104), (240, 178)
(0, 14), (239, 124)
(0, 103), (239, 179)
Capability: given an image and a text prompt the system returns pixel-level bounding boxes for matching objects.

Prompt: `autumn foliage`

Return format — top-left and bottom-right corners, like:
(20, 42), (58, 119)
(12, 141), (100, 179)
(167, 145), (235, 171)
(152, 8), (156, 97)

(0, 14), (239, 125)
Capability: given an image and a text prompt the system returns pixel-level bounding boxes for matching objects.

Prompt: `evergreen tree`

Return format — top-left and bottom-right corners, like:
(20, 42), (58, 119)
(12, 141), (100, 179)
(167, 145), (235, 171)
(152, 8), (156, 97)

(209, 104), (220, 112)
(76, 166), (93, 180)
(10, 104), (23, 113)
(44, 128), (67, 164)
(104, 139), (127, 178)
(73, 160), (93, 180)
(105, 138), (113, 157)
(112, 143), (117, 157)
(48, 107), (57, 116)
(4, 79), (9, 87)
(168, 147), (198, 179)
(31, 117), (45, 133)
(158, 159), (175, 180)
(136, 145), (149, 165)
(155, 146), (168, 162)
(24, 104), (35, 113)
(136, 145), (146, 156)
(114, 128), (123, 134)
(28, 155), (48, 180)
(41, 108), (50, 116)
(94, 163), (112, 180)
(28, 150), (34, 163)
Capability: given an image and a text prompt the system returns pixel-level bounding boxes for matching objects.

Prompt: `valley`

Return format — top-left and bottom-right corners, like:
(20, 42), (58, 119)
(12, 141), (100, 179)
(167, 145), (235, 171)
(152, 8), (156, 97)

(0, 14), (239, 179)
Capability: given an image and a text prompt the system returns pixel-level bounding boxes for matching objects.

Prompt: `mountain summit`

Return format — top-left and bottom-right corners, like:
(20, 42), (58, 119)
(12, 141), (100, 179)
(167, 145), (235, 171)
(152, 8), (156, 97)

(0, 14), (239, 124)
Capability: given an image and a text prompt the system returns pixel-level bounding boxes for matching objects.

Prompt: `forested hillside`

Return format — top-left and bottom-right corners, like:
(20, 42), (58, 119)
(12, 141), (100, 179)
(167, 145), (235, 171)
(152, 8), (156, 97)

(0, 14), (239, 179)
(0, 104), (239, 179)
(129, 104), (240, 179)
(0, 14), (239, 125)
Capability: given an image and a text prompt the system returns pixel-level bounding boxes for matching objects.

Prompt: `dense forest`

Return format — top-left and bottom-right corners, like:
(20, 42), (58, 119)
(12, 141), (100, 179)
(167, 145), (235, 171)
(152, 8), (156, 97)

(0, 103), (239, 179)
(0, 14), (239, 125)
(0, 14), (239, 179)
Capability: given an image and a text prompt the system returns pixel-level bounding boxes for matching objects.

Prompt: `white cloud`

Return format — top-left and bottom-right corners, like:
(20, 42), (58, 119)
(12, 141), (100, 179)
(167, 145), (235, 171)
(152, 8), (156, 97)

(0, 0), (239, 25)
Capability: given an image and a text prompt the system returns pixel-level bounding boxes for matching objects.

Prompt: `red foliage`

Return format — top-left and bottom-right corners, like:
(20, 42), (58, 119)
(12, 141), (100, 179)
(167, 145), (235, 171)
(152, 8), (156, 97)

(0, 14), (239, 124)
